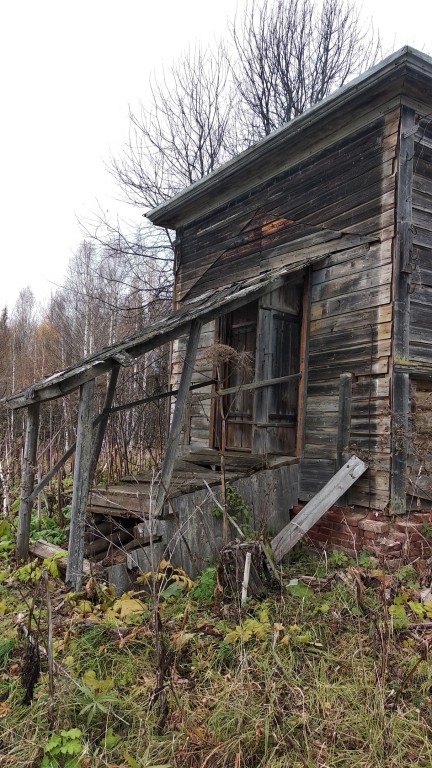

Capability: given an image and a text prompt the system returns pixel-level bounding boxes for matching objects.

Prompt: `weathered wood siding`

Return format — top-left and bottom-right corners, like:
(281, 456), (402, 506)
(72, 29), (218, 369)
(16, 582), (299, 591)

(410, 117), (432, 362)
(173, 108), (400, 506)
(301, 109), (399, 509)
(175, 111), (398, 303)
(406, 116), (432, 503)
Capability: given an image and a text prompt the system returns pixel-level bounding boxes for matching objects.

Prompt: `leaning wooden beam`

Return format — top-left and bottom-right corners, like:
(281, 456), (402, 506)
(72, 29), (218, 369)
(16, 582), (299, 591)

(196, 373), (301, 401)
(28, 442), (77, 503)
(153, 320), (202, 519)
(66, 380), (94, 591)
(16, 403), (40, 560)
(89, 364), (120, 485)
(271, 455), (367, 563)
(109, 379), (216, 415)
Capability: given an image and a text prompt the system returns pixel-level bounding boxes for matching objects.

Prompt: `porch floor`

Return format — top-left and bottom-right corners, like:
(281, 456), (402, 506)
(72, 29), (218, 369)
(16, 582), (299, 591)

(87, 448), (298, 520)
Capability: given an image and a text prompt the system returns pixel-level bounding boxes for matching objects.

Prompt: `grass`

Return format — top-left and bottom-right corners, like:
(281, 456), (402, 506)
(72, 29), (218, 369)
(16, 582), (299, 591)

(0, 548), (431, 767)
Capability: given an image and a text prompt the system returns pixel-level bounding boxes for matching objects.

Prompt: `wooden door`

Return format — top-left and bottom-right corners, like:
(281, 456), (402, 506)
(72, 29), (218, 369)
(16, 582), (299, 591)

(219, 302), (257, 450)
(214, 284), (301, 455)
(253, 309), (300, 455)
(253, 285), (301, 455)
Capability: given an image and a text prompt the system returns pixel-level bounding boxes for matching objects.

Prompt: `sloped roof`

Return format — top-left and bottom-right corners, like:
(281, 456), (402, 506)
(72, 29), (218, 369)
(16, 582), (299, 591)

(147, 47), (432, 230)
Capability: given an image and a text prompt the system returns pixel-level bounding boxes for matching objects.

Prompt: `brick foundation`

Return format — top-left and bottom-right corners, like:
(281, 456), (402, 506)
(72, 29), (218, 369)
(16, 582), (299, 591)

(291, 505), (432, 567)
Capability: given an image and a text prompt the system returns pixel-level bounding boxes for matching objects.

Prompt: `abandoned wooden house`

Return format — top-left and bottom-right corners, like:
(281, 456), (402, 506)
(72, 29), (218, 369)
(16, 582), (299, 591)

(7, 46), (432, 590)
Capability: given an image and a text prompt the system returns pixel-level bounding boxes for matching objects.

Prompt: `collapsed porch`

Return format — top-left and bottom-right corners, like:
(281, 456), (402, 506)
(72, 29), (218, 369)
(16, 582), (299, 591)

(6, 257), (334, 589)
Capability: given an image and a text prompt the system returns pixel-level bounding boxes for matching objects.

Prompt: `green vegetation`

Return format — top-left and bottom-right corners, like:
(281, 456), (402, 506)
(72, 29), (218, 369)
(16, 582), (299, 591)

(0, 538), (431, 767)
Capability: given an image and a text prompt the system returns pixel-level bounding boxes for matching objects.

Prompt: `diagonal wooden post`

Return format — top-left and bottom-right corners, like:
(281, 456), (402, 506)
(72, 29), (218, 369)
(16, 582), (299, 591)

(66, 379), (94, 590)
(89, 364), (120, 486)
(16, 403), (40, 561)
(153, 320), (202, 519)
(271, 455), (367, 562)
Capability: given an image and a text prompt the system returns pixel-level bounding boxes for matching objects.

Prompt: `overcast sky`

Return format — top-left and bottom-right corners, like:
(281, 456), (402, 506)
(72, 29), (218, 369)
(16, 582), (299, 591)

(1, 0), (431, 313)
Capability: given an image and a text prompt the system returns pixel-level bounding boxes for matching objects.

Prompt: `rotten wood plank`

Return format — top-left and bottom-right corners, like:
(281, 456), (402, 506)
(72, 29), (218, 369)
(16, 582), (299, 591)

(29, 540), (92, 576)
(271, 454), (367, 562)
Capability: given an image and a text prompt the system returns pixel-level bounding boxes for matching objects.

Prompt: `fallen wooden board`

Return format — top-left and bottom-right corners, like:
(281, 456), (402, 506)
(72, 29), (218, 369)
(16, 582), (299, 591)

(271, 454), (367, 562)
(29, 540), (92, 575)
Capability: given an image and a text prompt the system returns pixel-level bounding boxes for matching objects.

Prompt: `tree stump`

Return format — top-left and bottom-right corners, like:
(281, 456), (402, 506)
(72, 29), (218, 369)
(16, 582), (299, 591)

(217, 540), (280, 600)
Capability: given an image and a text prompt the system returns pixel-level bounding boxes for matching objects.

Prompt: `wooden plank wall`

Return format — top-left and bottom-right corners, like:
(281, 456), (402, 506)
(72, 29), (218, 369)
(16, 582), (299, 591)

(173, 109), (400, 504)
(410, 117), (432, 361)
(301, 109), (400, 510)
(407, 115), (432, 503)
(176, 111), (399, 304)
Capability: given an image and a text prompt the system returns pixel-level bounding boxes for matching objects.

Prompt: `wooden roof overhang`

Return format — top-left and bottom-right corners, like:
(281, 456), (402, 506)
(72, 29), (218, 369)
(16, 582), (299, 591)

(6, 251), (354, 411)
(147, 47), (432, 231)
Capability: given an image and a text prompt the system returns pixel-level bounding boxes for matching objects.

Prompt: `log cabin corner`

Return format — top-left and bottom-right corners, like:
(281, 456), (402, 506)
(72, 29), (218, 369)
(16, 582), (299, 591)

(7, 46), (432, 589)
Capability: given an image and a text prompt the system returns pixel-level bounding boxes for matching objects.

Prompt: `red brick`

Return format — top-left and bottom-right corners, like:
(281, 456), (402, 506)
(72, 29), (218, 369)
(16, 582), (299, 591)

(377, 538), (402, 554)
(394, 521), (422, 534)
(312, 526), (334, 539)
(323, 511), (345, 523)
(358, 519), (390, 534)
(306, 531), (330, 543)
(362, 530), (379, 540)
(413, 512), (432, 522)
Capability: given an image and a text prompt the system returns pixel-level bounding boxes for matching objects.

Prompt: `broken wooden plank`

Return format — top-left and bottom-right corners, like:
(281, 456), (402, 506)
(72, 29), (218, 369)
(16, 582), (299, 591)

(29, 540), (92, 576)
(271, 454), (367, 562)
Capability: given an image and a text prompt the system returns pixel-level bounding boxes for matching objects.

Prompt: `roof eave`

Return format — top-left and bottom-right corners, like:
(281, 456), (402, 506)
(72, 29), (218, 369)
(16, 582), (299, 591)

(146, 46), (432, 230)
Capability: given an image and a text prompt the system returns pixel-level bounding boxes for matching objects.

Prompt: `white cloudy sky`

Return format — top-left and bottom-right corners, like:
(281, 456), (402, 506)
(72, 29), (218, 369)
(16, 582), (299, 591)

(0, 0), (431, 313)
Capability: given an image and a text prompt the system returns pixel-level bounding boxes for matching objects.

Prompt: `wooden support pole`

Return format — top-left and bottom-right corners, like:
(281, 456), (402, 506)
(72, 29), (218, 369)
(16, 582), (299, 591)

(153, 320), (202, 518)
(89, 364), (120, 485)
(16, 403), (40, 561)
(391, 105), (415, 514)
(66, 380), (94, 590)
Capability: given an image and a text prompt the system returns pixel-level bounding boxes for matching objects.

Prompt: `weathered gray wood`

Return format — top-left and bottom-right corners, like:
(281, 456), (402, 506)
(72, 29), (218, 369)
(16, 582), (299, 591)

(29, 539), (92, 575)
(336, 373), (353, 470)
(271, 454), (367, 562)
(253, 304), (272, 455)
(153, 320), (202, 518)
(16, 403), (40, 560)
(391, 106), (415, 515)
(28, 444), (76, 504)
(198, 373), (301, 401)
(109, 378), (216, 415)
(391, 370), (410, 514)
(89, 364), (119, 484)
(66, 380), (94, 590)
